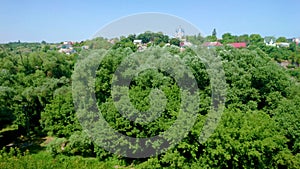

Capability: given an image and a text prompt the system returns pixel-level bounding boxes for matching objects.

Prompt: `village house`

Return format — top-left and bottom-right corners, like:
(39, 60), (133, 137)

(203, 42), (247, 49)
(58, 41), (76, 55)
(228, 42), (247, 48)
(275, 42), (290, 47)
(293, 37), (300, 45)
(203, 42), (223, 48)
(133, 39), (147, 51)
(133, 39), (142, 45)
(264, 37), (276, 46)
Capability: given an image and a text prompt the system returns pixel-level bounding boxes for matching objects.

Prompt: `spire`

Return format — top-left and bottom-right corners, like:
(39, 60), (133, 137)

(175, 25), (185, 39)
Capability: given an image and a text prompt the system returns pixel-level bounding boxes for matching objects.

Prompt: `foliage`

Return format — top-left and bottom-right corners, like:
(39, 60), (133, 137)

(1, 32), (300, 168)
(0, 151), (111, 169)
(249, 34), (264, 45)
(46, 137), (67, 157)
(197, 109), (298, 168)
(169, 38), (181, 46)
(219, 33), (250, 44)
(112, 37), (137, 52)
(186, 34), (205, 45)
(64, 131), (94, 157)
(221, 33), (236, 44)
(205, 35), (217, 42)
(137, 31), (169, 44)
(276, 37), (288, 43)
(84, 37), (113, 50)
(274, 93), (300, 154)
(0, 147), (25, 158)
(40, 86), (81, 137)
(0, 46), (75, 135)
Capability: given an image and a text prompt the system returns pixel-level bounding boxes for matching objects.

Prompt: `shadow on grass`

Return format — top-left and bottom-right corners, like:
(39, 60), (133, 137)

(0, 129), (20, 148)
(0, 128), (46, 154)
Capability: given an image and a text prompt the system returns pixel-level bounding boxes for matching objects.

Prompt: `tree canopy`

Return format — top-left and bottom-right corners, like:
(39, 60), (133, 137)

(1, 32), (300, 168)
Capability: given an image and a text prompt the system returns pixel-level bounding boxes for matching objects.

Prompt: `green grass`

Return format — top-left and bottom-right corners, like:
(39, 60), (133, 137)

(0, 126), (134, 169)
(0, 125), (18, 133)
(0, 151), (114, 169)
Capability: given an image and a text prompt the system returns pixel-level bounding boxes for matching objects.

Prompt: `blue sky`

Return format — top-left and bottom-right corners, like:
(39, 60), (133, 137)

(0, 0), (299, 43)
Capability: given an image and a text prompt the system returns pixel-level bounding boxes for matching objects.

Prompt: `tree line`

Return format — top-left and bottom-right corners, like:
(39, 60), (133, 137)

(0, 32), (300, 168)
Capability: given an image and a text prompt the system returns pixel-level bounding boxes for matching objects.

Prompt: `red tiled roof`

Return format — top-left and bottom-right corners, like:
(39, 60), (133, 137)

(203, 42), (223, 47)
(228, 42), (247, 48)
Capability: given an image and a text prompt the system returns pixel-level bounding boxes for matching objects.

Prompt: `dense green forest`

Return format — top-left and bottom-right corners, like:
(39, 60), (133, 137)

(1, 32), (300, 168)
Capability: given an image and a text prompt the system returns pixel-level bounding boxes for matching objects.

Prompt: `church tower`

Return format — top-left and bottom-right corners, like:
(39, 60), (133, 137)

(175, 26), (185, 40)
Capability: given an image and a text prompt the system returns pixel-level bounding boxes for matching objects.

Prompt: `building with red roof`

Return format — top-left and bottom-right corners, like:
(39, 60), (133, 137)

(228, 42), (247, 48)
(203, 42), (223, 48)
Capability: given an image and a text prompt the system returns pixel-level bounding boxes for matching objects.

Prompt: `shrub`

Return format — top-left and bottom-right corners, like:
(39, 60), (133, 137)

(64, 131), (94, 157)
(46, 137), (67, 157)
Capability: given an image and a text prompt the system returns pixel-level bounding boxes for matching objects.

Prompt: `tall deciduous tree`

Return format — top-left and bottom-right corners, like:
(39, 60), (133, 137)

(276, 36), (288, 43)
(170, 38), (181, 46)
(221, 33), (236, 44)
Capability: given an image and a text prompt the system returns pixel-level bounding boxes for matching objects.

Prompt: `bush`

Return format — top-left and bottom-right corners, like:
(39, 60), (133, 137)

(64, 131), (94, 157)
(46, 137), (67, 157)
(0, 147), (23, 159)
(0, 151), (111, 169)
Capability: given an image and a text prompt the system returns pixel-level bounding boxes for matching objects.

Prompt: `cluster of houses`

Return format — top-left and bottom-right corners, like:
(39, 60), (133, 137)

(58, 41), (76, 55)
(175, 26), (193, 50)
(128, 27), (263, 50)
(204, 37), (300, 49)
(57, 41), (89, 55)
(57, 27), (299, 54)
(130, 26), (194, 52)
(130, 33), (300, 51)
(203, 42), (247, 49)
(133, 39), (147, 51)
(265, 37), (300, 47)
(264, 38), (289, 47)
(163, 26), (247, 49)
